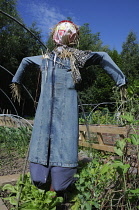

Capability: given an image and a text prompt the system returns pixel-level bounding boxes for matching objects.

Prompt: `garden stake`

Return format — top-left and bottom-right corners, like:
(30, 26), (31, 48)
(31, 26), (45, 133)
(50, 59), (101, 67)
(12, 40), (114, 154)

(16, 142), (31, 209)
(78, 94), (91, 142)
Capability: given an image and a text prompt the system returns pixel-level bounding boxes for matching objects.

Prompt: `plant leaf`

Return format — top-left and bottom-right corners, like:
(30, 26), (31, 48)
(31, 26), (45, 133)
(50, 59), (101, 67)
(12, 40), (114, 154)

(2, 184), (17, 193)
(130, 188), (139, 194)
(114, 147), (123, 156)
(9, 197), (17, 205)
(100, 164), (110, 174)
(130, 134), (139, 145)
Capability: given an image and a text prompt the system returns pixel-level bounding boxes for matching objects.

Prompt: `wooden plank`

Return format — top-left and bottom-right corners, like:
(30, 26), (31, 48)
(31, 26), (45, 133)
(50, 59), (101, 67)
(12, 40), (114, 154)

(79, 125), (127, 135)
(0, 198), (8, 210)
(97, 133), (104, 145)
(0, 174), (20, 186)
(79, 141), (115, 153)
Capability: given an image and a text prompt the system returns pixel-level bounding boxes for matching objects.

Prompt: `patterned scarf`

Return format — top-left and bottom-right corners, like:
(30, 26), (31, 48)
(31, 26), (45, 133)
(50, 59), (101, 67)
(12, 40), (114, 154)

(54, 46), (92, 83)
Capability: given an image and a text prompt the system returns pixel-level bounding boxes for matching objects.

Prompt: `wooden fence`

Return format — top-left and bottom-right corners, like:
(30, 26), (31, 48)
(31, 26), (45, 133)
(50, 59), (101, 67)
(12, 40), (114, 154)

(79, 124), (129, 153)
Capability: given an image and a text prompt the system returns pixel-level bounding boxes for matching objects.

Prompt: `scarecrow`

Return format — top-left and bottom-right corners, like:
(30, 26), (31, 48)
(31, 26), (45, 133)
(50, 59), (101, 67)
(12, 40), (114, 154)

(11, 20), (127, 192)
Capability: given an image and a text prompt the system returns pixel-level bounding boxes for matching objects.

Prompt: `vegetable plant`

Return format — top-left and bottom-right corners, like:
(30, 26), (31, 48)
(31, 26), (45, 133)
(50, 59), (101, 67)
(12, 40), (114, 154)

(2, 172), (63, 210)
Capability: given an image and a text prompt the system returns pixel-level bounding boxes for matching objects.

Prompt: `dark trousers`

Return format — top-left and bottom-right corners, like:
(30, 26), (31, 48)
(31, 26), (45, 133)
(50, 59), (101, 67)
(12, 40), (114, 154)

(30, 162), (77, 191)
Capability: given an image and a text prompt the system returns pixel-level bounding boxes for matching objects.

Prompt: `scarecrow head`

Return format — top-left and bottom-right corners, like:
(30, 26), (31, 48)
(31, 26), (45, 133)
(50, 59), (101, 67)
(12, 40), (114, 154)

(52, 20), (79, 47)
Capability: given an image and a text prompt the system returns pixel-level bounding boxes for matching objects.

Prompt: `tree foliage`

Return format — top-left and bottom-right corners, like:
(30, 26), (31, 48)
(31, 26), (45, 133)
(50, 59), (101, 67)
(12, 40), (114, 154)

(0, 0), (42, 115)
(76, 24), (115, 108)
(121, 31), (139, 83)
(0, 3), (139, 116)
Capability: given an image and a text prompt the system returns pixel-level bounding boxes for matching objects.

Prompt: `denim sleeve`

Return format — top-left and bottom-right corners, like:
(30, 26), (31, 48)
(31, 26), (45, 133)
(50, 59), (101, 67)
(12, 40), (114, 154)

(12, 55), (42, 84)
(84, 52), (127, 87)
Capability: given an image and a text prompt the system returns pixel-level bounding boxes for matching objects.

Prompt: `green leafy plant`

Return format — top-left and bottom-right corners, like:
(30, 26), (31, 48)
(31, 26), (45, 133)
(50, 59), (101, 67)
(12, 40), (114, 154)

(2, 172), (63, 210)
(79, 107), (116, 125)
(71, 156), (117, 210)
(0, 126), (31, 156)
(72, 113), (139, 209)
(72, 154), (139, 209)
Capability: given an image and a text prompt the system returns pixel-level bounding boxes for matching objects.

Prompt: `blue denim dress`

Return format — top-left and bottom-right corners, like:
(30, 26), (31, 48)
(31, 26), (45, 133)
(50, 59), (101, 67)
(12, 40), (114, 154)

(12, 50), (126, 167)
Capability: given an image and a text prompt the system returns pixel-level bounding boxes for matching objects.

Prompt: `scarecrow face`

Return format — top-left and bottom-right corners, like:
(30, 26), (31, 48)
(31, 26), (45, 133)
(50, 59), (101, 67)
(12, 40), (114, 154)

(53, 20), (79, 46)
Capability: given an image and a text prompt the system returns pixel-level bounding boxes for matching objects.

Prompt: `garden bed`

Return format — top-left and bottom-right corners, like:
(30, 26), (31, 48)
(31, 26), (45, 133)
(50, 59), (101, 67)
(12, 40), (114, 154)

(0, 150), (29, 176)
(0, 120), (139, 209)
(0, 147), (91, 210)
(1, 147), (139, 210)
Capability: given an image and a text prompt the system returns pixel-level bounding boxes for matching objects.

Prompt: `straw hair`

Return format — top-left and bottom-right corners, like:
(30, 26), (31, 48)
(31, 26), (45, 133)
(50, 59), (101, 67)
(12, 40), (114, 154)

(10, 83), (21, 104)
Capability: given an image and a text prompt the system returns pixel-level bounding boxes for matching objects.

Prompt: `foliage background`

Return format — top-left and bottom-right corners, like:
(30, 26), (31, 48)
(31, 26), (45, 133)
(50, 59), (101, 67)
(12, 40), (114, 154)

(0, 0), (139, 117)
